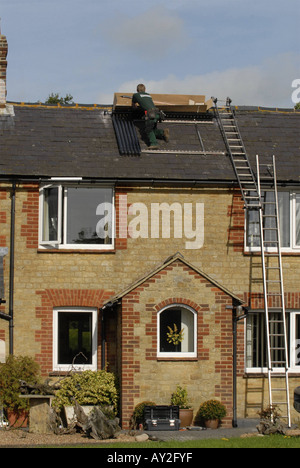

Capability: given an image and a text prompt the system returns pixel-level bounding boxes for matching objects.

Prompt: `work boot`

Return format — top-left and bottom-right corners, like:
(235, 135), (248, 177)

(164, 128), (170, 142)
(149, 145), (159, 150)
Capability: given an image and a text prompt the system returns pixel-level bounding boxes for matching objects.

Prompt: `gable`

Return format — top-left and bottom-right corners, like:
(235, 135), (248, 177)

(104, 253), (243, 307)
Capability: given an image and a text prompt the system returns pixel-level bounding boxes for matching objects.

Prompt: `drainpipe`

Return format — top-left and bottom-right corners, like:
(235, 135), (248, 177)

(101, 306), (106, 370)
(231, 304), (248, 428)
(8, 182), (16, 355)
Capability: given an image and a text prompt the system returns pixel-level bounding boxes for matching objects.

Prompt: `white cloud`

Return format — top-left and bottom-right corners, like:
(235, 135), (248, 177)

(101, 6), (189, 60)
(116, 53), (300, 107)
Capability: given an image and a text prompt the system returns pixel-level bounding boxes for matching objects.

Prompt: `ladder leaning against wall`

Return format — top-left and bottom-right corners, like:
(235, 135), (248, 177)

(214, 98), (291, 427)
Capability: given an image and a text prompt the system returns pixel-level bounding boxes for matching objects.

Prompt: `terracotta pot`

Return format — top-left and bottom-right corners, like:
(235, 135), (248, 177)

(204, 419), (219, 430)
(7, 409), (29, 428)
(179, 409), (194, 428)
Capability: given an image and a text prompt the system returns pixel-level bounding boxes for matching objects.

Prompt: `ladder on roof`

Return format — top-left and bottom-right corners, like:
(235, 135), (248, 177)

(257, 155), (291, 427)
(214, 97), (291, 426)
(213, 98), (261, 209)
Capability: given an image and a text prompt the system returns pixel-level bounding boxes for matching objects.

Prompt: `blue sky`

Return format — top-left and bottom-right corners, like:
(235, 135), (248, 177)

(1, 0), (299, 107)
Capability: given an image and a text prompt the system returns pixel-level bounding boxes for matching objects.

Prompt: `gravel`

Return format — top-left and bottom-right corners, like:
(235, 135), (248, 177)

(0, 429), (137, 447)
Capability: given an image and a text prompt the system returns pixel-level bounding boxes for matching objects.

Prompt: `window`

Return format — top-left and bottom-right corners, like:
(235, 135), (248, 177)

(246, 311), (300, 372)
(39, 184), (114, 250)
(53, 307), (98, 371)
(157, 305), (197, 358)
(246, 190), (300, 252)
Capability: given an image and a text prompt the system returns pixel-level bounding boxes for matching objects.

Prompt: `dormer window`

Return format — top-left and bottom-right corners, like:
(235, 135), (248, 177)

(39, 184), (114, 250)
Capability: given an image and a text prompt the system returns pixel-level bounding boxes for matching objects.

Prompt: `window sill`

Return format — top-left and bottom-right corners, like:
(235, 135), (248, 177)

(157, 357), (198, 362)
(37, 248), (116, 254)
(244, 250), (300, 257)
(244, 372), (300, 378)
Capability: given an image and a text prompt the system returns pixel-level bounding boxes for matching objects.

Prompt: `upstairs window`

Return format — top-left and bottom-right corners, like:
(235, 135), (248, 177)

(246, 191), (300, 252)
(158, 305), (197, 358)
(39, 185), (114, 250)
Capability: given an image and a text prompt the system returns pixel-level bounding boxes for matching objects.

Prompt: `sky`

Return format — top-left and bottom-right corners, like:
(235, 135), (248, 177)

(1, 0), (299, 107)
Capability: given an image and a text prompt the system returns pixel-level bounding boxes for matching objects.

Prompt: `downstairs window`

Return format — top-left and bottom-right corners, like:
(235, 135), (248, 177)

(53, 307), (98, 371)
(157, 305), (197, 358)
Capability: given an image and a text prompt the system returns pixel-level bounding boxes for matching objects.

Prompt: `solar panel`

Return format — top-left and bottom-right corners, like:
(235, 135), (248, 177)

(112, 113), (141, 156)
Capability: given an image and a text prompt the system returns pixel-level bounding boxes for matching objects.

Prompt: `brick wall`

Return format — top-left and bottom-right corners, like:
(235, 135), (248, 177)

(120, 259), (235, 428)
(2, 182), (300, 425)
(35, 288), (114, 376)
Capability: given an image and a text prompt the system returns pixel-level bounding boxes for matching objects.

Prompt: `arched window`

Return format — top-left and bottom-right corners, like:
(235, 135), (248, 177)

(157, 304), (197, 358)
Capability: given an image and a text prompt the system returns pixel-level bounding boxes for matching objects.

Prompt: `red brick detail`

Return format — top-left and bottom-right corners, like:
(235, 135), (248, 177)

(214, 292), (235, 427)
(0, 329), (5, 341)
(121, 292), (141, 428)
(227, 189), (245, 252)
(21, 186), (39, 249)
(244, 291), (300, 310)
(115, 190), (128, 250)
(150, 297), (210, 362)
(0, 189), (7, 200)
(0, 210), (6, 224)
(35, 288), (114, 376)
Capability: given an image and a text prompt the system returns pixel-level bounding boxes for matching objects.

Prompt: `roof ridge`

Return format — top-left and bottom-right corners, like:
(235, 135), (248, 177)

(7, 101), (113, 111)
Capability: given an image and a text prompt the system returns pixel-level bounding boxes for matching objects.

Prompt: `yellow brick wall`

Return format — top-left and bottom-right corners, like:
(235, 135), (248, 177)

(1, 183), (300, 424)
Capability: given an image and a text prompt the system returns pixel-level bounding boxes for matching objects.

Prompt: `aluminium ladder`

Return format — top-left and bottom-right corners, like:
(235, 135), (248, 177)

(213, 98), (261, 209)
(214, 98), (291, 426)
(256, 156), (291, 427)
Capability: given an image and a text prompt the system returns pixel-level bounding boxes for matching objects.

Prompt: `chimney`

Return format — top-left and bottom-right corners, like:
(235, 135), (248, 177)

(0, 33), (8, 108)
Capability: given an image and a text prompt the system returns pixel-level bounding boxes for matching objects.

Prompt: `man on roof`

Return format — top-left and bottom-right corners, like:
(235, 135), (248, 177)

(132, 84), (169, 149)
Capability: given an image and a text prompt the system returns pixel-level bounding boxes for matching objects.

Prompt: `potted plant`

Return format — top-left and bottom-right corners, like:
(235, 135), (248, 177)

(0, 355), (41, 428)
(167, 324), (184, 347)
(171, 385), (193, 428)
(195, 399), (227, 429)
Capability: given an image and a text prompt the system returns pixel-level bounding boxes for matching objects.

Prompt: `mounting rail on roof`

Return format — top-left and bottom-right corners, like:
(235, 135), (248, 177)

(112, 109), (214, 156)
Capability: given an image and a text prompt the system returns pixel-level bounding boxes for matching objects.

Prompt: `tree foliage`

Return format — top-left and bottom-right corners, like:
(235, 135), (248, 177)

(45, 93), (74, 105)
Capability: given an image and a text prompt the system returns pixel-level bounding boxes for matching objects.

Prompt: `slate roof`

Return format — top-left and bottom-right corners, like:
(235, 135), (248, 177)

(0, 103), (299, 184)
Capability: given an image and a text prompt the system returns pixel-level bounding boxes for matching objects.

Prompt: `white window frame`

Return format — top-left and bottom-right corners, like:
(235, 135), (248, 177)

(246, 311), (300, 374)
(39, 184), (115, 250)
(290, 311), (300, 370)
(53, 307), (98, 372)
(157, 304), (197, 358)
(245, 190), (300, 254)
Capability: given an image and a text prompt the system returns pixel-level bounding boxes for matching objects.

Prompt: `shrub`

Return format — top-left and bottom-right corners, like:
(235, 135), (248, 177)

(170, 385), (191, 409)
(131, 401), (156, 429)
(53, 370), (119, 413)
(0, 355), (41, 412)
(195, 399), (227, 423)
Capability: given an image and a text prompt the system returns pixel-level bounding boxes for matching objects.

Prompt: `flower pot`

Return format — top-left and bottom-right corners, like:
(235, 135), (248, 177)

(204, 419), (219, 430)
(179, 409), (194, 428)
(7, 409), (29, 428)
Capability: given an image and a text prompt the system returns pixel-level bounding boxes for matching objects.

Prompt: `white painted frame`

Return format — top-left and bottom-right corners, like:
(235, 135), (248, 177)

(53, 307), (98, 371)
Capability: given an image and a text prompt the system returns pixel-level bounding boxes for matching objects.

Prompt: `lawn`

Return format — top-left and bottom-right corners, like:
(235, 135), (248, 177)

(41, 435), (300, 448)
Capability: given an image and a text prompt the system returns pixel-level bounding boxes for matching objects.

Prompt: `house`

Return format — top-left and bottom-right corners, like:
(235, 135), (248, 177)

(1, 32), (300, 428)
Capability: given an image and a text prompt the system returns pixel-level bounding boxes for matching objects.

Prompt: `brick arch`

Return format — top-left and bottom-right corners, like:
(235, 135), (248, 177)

(35, 288), (114, 376)
(145, 297), (210, 362)
(154, 297), (201, 314)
